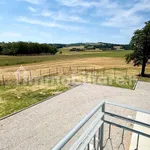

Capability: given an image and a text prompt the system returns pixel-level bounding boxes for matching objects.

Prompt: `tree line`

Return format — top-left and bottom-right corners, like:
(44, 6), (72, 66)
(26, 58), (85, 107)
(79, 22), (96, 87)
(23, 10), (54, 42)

(66, 42), (130, 50)
(52, 44), (66, 49)
(0, 42), (58, 55)
(84, 43), (130, 50)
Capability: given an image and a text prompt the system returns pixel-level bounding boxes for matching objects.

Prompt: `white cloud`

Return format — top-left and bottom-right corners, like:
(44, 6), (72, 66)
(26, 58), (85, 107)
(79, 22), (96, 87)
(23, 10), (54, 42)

(40, 10), (87, 23)
(17, 16), (82, 31)
(102, 0), (150, 27)
(120, 25), (144, 36)
(131, 0), (150, 13)
(97, 0), (150, 40)
(0, 32), (21, 37)
(12, 0), (150, 43)
(57, 0), (149, 41)
(40, 10), (53, 17)
(28, 6), (37, 12)
(59, 0), (149, 29)
(19, 0), (43, 4)
(102, 12), (143, 28)
(57, 0), (111, 8)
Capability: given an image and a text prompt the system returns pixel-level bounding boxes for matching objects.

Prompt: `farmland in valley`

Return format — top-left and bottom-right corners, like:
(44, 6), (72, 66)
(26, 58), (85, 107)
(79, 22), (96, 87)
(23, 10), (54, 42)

(0, 48), (150, 118)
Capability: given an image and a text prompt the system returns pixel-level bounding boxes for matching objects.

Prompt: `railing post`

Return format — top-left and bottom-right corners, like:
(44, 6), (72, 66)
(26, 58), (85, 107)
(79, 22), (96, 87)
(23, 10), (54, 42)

(100, 103), (105, 150)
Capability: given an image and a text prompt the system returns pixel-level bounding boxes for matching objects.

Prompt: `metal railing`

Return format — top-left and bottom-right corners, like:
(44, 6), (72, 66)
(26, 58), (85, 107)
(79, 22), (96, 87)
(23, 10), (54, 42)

(53, 101), (150, 150)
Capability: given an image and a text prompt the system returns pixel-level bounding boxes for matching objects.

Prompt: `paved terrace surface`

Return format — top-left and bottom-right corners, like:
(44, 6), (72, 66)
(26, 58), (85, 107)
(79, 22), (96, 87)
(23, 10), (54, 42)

(0, 81), (150, 150)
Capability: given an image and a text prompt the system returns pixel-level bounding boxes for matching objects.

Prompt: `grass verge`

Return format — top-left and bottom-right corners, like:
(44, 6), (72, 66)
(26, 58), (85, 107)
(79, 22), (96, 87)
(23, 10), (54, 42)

(0, 84), (69, 118)
(138, 76), (150, 82)
(76, 69), (136, 89)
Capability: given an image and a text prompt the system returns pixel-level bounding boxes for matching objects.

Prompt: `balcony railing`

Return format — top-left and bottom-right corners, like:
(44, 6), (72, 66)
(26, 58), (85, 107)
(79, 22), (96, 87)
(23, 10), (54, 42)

(52, 101), (150, 150)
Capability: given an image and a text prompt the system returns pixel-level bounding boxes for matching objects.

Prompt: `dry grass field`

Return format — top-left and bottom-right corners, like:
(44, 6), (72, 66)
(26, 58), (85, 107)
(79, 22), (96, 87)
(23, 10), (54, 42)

(0, 57), (132, 73)
(0, 57), (140, 83)
(0, 49), (150, 84)
(0, 49), (150, 118)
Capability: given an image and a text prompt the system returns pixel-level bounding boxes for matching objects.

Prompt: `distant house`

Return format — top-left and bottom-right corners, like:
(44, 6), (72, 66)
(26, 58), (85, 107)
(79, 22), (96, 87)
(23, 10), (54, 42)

(113, 46), (122, 50)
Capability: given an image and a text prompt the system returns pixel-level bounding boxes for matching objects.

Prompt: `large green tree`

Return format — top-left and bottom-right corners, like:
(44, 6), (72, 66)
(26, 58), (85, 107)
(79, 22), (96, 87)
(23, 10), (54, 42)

(126, 21), (150, 76)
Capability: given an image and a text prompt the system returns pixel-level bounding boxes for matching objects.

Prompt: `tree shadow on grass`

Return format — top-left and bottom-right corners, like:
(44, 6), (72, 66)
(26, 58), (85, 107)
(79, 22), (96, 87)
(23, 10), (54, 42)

(138, 74), (150, 82)
(138, 74), (150, 78)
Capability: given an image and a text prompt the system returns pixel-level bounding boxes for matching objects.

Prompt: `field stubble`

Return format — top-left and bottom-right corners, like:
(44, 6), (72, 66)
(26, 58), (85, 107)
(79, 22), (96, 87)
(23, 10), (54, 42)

(0, 51), (150, 118)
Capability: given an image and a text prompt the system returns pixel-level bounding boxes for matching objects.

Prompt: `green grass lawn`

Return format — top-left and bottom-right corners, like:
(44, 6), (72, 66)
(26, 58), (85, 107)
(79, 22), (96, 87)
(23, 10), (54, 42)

(0, 70), (136, 118)
(77, 69), (136, 89)
(0, 50), (133, 66)
(139, 76), (150, 82)
(0, 84), (69, 118)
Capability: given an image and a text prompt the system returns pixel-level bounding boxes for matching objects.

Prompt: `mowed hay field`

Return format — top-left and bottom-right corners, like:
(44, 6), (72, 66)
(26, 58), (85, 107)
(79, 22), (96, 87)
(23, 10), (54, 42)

(0, 49), (150, 118)
(0, 49), (132, 67)
(1, 49), (150, 80)
(0, 49), (150, 81)
(0, 50), (133, 71)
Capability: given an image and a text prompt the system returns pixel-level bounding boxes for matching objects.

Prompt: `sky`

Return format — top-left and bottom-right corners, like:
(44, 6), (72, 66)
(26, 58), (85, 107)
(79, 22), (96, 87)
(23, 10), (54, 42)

(0, 0), (150, 44)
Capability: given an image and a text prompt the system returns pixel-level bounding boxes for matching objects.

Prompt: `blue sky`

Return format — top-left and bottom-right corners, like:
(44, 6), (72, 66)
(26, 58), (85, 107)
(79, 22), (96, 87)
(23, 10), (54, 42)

(0, 0), (150, 44)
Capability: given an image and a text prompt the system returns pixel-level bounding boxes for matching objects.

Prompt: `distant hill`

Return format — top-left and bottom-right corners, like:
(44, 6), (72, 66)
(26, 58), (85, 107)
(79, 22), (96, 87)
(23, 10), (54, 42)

(50, 43), (66, 49)
(64, 42), (130, 50)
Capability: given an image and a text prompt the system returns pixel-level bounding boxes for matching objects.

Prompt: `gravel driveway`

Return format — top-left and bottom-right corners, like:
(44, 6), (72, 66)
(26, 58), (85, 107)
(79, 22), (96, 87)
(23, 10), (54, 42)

(0, 81), (150, 150)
